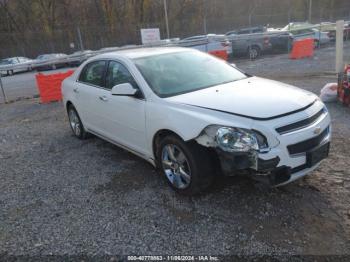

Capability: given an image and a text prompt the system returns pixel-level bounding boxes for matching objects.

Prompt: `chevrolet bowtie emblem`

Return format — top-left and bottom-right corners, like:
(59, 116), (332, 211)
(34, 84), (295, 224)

(314, 127), (322, 135)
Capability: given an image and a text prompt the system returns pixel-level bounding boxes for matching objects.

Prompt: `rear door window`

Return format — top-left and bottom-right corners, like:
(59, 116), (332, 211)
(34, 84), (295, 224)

(79, 61), (106, 87)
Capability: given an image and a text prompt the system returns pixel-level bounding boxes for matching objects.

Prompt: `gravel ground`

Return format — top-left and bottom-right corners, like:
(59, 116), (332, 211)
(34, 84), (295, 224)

(0, 46), (350, 258)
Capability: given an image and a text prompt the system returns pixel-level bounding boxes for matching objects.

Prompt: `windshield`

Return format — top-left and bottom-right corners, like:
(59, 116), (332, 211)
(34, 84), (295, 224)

(133, 51), (247, 98)
(0, 60), (9, 65)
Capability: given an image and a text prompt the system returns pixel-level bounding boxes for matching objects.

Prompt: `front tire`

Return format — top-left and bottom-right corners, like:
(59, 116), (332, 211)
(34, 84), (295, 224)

(67, 105), (88, 139)
(157, 135), (214, 195)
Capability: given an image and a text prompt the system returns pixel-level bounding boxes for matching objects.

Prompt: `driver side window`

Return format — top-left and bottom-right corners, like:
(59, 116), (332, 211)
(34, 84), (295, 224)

(105, 61), (138, 90)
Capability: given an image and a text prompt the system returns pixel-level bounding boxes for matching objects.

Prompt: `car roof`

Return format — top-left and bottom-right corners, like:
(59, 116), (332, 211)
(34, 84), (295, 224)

(95, 47), (192, 60)
(183, 35), (206, 39)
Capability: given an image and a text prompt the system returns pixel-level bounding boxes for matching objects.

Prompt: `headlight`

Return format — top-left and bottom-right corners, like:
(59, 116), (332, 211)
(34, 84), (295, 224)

(201, 125), (268, 153)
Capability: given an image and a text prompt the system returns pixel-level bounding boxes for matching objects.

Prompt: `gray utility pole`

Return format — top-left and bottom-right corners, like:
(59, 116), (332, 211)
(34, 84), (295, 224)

(203, 0), (207, 34)
(336, 20), (344, 73)
(248, 1), (257, 31)
(77, 27), (84, 51)
(308, 0), (312, 22)
(0, 75), (8, 104)
(163, 0), (170, 39)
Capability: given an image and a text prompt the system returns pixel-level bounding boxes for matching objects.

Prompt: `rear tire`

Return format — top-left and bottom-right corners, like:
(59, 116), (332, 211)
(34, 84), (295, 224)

(67, 105), (89, 139)
(248, 46), (260, 60)
(314, 40), (320, 48)
(156, 135), (214, 195)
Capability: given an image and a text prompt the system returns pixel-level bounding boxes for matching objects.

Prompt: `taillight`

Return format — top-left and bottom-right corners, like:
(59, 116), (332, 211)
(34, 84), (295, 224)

(345, 65), (350, 83)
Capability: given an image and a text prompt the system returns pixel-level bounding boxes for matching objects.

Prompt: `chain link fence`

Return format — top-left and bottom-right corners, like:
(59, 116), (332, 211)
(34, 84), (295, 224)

(1, 6), (350, 58)
(1, 2), (350, 104)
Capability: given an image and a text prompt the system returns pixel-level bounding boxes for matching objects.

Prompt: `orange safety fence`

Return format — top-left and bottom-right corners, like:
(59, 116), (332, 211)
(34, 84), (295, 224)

(36, 70), (74, 103)
(289, 38), (314, 59)
(209, 50), (228, 61)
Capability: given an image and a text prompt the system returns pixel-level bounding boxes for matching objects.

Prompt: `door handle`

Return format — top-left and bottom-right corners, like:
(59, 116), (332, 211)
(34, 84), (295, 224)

(73, 88), (79, 93)
(99, 95), (108, 102)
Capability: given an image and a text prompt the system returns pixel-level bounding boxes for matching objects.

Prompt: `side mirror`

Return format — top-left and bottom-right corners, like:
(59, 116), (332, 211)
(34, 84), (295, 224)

(111, 83), (138, 96)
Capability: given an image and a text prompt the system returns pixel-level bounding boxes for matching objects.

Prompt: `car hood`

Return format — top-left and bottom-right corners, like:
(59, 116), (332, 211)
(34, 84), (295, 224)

(166, 77), (317, 120)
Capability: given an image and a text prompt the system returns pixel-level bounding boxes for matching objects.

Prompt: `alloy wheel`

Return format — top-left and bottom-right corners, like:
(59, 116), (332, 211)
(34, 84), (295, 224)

(68, 109), (81, 137)
(249, 48), (258, 59)
(161, 144), (191, 189)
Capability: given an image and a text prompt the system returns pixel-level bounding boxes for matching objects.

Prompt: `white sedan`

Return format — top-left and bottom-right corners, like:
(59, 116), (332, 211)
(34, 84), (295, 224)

(62, 47), (331, 195)
(0, 57), (33, 76)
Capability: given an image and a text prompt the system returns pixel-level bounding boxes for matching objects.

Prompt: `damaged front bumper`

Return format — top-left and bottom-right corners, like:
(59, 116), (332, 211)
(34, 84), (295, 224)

(194, 99), (331, 187)
(215, 138), (330, 187)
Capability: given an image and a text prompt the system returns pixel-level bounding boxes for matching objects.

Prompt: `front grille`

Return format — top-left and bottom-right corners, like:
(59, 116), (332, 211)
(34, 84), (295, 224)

(287, 126), (329, 155)
(276, 108), (325, 134)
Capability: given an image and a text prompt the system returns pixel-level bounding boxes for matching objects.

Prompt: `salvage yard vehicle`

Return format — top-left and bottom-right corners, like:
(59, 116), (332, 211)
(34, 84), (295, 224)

(62, 47), (331, 195)
(0, 57), (33, 76)
(225, 30), (272, 59)
(328, 21), (350, 41)
(68, 50), (94, 67)
(268, 31), (294, 53)
(226, 26), (293, 56)
(180, 34), (232, 56)
(34, 53), (68, 71)
(311, 28), (331, 47)
(279, 22), (331, 47)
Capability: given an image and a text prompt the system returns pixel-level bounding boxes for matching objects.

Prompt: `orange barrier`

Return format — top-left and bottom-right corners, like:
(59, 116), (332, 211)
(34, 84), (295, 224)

(289, 38), (314, 59)
(209, 50), (228, 61)
(36, 70), (74, 103)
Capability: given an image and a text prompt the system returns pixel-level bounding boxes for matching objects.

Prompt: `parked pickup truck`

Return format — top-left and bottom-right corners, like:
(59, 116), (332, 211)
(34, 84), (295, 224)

(226, 26), (294, 58)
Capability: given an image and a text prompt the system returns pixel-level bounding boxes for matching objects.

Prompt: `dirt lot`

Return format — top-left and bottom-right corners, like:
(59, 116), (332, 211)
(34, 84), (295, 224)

(0, 45), (350, 258)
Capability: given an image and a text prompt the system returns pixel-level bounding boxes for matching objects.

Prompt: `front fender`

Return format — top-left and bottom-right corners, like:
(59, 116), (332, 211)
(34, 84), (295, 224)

(145, 100), (254, 157)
